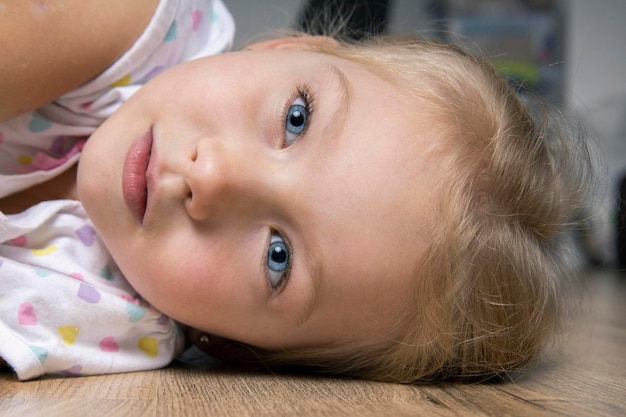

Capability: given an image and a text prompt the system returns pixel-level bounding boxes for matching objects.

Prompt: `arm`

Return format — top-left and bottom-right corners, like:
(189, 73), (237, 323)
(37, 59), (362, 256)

(0, 0), (159, 122)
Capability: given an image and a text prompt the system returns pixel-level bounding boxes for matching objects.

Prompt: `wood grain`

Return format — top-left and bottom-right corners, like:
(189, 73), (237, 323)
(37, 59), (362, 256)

(1, 268), (624, 417)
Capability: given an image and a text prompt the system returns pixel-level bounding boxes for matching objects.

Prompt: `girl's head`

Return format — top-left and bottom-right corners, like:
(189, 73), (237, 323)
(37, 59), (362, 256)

(78, 35), (590, 383)
(78, 35), (442, 359)
(296, 36), (591, 382)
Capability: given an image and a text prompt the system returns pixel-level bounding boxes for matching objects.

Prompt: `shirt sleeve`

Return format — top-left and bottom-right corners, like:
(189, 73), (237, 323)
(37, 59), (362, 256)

(0, 200), (184, 380)
(0, 0), (235, 199)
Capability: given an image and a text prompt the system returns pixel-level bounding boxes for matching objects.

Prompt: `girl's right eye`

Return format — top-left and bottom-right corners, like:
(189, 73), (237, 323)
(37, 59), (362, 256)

(283, 87), (313, 148)
(266, 232), (292, 291)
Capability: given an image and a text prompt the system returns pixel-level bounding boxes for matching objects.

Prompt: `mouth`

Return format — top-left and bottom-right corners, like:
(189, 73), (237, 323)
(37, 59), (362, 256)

(122, 127), (153, 225)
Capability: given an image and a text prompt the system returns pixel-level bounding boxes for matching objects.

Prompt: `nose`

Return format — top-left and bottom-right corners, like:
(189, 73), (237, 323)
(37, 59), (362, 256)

(184, 138), (268, 223)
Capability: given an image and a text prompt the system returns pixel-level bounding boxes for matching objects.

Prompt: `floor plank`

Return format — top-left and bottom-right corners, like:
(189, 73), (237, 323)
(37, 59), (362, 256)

(1, 268), (624, 417)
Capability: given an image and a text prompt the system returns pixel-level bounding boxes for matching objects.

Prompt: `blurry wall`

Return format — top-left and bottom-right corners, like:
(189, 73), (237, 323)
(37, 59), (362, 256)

(565, 0), (626, 264)
(227, 0), (432, 47)
(225, 0), (626, 264)
(225, 0), (301, 47)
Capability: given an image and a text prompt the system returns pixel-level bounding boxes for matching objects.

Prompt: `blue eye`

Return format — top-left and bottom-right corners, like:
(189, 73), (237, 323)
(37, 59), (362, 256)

(284, 96), (309, 147)
(267, 232), (291, 290)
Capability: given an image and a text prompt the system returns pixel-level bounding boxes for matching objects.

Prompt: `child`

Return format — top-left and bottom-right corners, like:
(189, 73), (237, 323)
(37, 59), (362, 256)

(0, 2), (592, 383)
(0, 0), (233, 380)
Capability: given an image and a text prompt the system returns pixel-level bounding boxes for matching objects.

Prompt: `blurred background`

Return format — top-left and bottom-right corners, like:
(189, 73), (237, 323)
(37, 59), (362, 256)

(225, 0), (626, 270)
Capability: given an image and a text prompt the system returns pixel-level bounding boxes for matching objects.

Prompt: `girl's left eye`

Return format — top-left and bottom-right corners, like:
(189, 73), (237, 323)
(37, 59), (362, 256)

(266, 231), (292, 291)
(284, 92), (312, 147)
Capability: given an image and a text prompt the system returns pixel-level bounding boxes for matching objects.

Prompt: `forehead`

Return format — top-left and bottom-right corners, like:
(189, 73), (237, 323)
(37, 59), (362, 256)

(311, 53), (443, 245)
(285, 55), (445, 345)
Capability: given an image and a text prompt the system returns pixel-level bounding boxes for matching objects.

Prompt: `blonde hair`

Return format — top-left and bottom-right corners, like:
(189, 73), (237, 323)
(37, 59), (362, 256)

(226, 36), (593, 383)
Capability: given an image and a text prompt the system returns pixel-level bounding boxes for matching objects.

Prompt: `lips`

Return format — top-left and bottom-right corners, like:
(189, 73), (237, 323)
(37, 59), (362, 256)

(122, 127), (153, 225)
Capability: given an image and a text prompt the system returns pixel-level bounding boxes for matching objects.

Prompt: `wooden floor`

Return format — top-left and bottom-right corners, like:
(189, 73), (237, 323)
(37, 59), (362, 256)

(1, 268), (624, 417)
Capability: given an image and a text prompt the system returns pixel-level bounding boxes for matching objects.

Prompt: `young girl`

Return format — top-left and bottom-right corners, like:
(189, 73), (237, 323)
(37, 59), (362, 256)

(0, 1), (591, 383)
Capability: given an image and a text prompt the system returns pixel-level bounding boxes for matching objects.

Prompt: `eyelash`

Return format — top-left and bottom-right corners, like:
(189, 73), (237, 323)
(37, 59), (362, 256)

(280, 83), (316, 147)
(263, 230), (294, 295)
(261, 85), (313, 295)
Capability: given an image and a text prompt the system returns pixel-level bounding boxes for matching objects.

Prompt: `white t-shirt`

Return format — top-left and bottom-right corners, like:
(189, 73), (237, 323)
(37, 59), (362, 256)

(0, 200), (185, 380)
(0, 0), (234, 380)
(0, 0), (234, 198)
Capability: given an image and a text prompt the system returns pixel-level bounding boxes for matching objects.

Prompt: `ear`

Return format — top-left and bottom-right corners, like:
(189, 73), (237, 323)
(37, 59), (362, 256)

(244, 35), (340, 51)
(185, 327), (245, 360)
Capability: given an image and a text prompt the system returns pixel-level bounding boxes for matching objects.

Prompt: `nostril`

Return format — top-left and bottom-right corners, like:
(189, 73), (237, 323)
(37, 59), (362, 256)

(182, 177), (194, 213)
(184, 192), (196, 219)
(185, 183), (193, 204)
(191, 149), (198, 162)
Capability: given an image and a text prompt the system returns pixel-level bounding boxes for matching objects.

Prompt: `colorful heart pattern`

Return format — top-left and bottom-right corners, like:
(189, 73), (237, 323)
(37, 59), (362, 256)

(99, 336), (120, 352)
(75, 225), (97, 247)
(138, 337), (159, 358)
(29, 346), (49, 364)
(1, 4), (214, 377)
(10, 235), (27, 247)
(191, 9), (203, 31)
(126, 303), (146, 323)
(165, 20), (177, 42)
(32, 245), (57, 256)
(63, 364), (83, 377)
(18, 302), (37, 325)
(77, 283), (101, 303)
(100, 265), (114, 281)
(27, 112), (52, 133)
(58, 325), (80, 345)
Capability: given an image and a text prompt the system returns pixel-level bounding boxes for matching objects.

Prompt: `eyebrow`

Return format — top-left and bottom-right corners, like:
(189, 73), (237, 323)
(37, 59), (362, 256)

(320, 64), (351, 151)
(296, 248), (324, 327)
(295, 64), (351, 327)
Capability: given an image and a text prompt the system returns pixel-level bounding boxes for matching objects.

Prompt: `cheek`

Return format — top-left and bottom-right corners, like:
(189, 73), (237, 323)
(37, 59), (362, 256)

(144, 69), (212, 114)
(77, 133), (116, 209)
(118, 236), (248, 323)
(123, 243), (208, 302)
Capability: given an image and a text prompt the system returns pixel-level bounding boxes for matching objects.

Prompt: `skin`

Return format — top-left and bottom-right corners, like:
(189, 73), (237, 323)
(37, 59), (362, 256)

(0, 0), (156, 212)
(0, 0), (158, 369)
(0, 0), (159, 122)
(0, 2), (445, 362)
(77, 38), (445, 351)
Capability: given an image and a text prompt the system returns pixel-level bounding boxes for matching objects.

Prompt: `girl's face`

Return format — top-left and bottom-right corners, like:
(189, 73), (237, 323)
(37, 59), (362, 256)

(78, 39), (442, 350)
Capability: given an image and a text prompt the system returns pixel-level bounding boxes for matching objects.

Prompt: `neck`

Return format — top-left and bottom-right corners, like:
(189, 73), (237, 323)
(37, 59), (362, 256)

(0, 164), (79, 214)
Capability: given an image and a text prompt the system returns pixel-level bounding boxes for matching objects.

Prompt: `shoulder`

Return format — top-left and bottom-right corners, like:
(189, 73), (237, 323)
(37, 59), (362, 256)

(0, 0), (160, 122)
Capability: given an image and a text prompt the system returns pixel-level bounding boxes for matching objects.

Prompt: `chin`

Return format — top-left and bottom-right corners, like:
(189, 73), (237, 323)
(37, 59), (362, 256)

(77, 134), (117, 206)
(76, 154), (99, 210)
